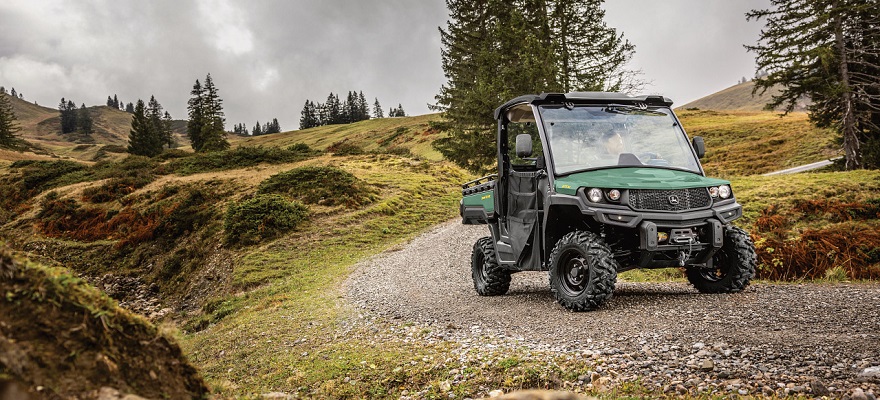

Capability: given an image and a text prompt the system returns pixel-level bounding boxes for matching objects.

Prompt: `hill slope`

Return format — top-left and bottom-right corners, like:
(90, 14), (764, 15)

(678, 109), (840, 177)
(0, 249), (209, 398)
(232, 114), (445, 161)
(679, 81), (809, 112)
(3, 93), (188, 162)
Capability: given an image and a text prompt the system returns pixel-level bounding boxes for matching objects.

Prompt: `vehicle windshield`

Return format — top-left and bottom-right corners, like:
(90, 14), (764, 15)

(538, 105), (701, 175)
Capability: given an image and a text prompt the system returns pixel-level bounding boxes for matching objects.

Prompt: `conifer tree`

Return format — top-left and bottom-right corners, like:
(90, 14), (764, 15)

(77, 104), (93, 135)
(325, 93), (342, 125)
(107, 96), (114, 107)
(125, 102), (134, 113)
(128, 99), (163, 157)
(434, 0), (637, 171)
(0, 91), (21, 147)
(10, 88), (16, 98)
(162, 111), (174, 147)
(358, 91), (370, 120)
(59, 98), (78, 134)
(113, 94), (120, 109)
(747, 0), (880, 170)
(373, 98), (384, 119)
(187, 74), (230, 152)
(300, 100), (320, 129)
(252, 121), (263, 136)
(187, 79), (205, 150)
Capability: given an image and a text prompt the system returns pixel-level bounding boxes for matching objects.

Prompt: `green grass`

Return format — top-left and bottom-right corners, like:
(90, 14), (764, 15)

(232, 114), (446, 161)
(678, 109), (840, 178)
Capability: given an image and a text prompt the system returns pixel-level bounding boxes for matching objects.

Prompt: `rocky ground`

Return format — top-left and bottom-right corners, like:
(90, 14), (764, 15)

(347, 221), (880, 398)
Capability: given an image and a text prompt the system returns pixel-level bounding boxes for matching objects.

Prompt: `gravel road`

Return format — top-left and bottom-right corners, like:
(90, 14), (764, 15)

(347, 220), (880, 398)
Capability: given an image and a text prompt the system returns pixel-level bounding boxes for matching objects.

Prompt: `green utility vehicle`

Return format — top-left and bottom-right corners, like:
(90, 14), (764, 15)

(460, 92), (756, 311)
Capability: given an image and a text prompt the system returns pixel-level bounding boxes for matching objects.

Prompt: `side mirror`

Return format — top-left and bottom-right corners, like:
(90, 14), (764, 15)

(515, 134), (533, 158)
(692, 136), (706, 159)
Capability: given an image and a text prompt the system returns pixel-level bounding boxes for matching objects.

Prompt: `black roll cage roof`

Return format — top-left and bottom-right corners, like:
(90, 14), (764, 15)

(494, 92), (674, 121)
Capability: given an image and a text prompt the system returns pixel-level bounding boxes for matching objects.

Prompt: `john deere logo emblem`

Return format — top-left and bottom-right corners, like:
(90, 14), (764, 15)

(668, 195), (680, 205)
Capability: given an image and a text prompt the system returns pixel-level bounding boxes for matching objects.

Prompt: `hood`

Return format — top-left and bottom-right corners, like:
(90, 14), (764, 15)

(554, 167), (729, 195)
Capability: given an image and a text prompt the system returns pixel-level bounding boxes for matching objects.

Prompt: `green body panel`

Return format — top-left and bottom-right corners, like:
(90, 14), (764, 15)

(554, 168), (729, 195)
(462, 189), (495, 213)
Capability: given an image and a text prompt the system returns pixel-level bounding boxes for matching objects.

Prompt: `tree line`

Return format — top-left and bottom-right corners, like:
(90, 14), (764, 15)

(232, 119), (281, 136)
(58, 98), (94, 135)
(747, 0), (880, 170)
(299, 91), (406, 130)
(127, 74), (229, 156)
(106, 94), (136, 113)
(433, 0), (639, 172)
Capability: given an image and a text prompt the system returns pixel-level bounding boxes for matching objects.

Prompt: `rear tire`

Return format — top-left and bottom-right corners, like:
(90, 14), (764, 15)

(686, 226), (756, 293)
(548, 231), (618, 311)
(471, 237), (511, 296)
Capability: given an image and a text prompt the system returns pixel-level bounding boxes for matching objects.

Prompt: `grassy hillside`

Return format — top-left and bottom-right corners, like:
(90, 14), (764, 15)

(678, 80), (809, 112)
(0, 249), (208, 398)
(678, 109), (840, 177)
(233, 114), (445, 161)
(1, 102), (875, 397)
(2, 94), (188, 163)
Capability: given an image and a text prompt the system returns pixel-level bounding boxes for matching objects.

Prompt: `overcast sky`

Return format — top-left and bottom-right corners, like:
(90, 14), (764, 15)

(0, 0), (770, 131)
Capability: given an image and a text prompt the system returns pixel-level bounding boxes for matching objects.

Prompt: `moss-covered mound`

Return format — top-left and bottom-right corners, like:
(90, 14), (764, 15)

(0, 249), (209, 398)
(257, 165), (377, 208)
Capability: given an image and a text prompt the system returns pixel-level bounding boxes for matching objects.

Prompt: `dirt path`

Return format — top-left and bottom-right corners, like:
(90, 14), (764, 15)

(347, 220), (880, 397)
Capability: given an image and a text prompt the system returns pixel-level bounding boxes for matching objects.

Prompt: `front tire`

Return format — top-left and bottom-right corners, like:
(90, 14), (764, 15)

(549, 231), (618, 311)
(686, 226), (756, 293)
(471, 237), (511, 296)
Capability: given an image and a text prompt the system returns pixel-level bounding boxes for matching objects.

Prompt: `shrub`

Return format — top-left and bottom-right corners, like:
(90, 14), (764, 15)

(257, 166), (377, 208)
(154, 148), (192, 161)
(224, 194), (308, 245)
(168, 145), (318, 175)
(12, 160), (88, 193)
(328, 141), (364, 156)
(82, 175), (155, 203)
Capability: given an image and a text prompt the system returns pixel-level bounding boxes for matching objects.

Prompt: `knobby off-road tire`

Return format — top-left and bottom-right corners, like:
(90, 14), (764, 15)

(471, 237), (511, 296)
(686, 226), (756, 293)
(548, 231), (618, 311)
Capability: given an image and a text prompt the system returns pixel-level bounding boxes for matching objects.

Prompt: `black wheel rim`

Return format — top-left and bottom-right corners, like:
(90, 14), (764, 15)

(699, 248), (731, 282)
(475, 252), (488, 283)
(558, 249), (591, 296)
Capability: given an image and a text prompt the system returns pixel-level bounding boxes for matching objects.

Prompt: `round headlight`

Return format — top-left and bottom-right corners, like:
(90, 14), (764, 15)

(607, 189), (621, 201)
(718, 185), (731, 199)
(708, 187), (719, 198)
(587, 188), (603, 203)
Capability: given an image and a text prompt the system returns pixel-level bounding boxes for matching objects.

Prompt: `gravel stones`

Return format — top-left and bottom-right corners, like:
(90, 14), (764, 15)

(345, 220), (880, 397)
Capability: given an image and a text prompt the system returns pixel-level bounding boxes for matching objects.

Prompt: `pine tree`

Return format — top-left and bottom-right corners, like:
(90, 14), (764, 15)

(187, 79), (205, 150)
(434, 0), (637, 172)
(373, 98), (384, 119)
(266, 118), (281, 134)
(198, 73), (229, 151)
(300, 100), (320, 129)
(77, 103), (93, 135)
(325, 93), (342, 125)
(59, 98), (78, 134)
(107, 96), (114, 107)
(162, 111), (174, 147)
(252, 121), (263, 136)
(125, 102), (134, 113)
(128, 99), (163, 157)
(113, 95), (120, 109)
(10, 88), (16, 98)
(747, 0), (880, 170)
(358, 91), (370, 120)
(0, 91), (21, 147)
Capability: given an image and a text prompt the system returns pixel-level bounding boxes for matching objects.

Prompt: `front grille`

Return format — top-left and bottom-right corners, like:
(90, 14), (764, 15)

(629, 188), (711, 212)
